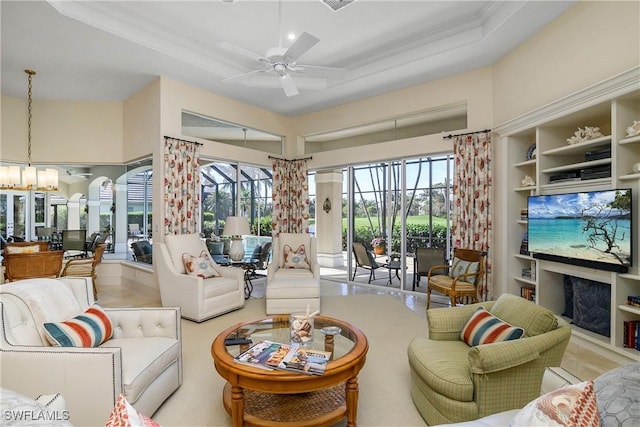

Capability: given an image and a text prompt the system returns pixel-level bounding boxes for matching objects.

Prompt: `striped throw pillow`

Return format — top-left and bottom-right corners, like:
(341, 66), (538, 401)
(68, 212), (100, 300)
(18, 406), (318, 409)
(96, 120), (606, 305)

(461, 307), (524, 346)
(43, 303), (113, 347)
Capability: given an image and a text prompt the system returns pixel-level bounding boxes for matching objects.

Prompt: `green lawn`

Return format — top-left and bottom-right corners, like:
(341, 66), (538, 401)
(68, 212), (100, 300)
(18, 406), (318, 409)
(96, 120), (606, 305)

(343, 215), (448, 229)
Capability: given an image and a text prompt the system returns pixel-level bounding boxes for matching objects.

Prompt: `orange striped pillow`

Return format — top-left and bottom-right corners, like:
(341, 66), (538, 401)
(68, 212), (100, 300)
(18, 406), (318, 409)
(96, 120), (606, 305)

(43, 303), (113, 347)
(461, 307), (524, 346)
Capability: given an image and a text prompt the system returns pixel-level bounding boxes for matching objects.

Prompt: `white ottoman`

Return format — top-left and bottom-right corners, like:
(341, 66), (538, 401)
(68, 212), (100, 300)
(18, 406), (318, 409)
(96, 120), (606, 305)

(265, 277), (320, 314)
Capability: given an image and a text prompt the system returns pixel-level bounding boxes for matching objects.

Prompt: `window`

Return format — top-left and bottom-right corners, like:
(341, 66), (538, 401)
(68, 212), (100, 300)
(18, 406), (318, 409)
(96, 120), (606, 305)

(344, 154), (454, 289)
(201, 161), (273, 238)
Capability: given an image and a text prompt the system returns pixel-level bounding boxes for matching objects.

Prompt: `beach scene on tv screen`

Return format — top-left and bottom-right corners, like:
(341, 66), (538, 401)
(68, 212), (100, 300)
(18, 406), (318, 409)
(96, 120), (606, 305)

(528, 189), (632, 267)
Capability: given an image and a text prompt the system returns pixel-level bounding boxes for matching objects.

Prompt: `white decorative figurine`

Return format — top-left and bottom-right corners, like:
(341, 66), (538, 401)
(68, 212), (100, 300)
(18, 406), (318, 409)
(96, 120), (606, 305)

(521, 175), (536, 187)
(626, 120), (640, 137)
(566, 126), (603, 145)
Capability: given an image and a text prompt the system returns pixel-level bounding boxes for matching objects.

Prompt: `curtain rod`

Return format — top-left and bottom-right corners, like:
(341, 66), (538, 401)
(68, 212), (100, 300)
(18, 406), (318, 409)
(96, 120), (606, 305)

(442, 129), (491, 139)
(268, 155), (313, 161)
(164, 135), (203, 146)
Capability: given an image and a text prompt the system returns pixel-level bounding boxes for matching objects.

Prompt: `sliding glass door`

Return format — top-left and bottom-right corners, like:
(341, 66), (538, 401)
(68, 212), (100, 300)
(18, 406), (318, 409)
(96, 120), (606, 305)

(347, 155), (453, 290)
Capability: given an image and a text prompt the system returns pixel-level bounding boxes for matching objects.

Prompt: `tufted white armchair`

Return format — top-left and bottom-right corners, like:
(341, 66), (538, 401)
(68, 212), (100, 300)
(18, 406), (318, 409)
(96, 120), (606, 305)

(266, 233), (320, 314)
(156, 233), (245, 322)
(0, 277), (182, 426)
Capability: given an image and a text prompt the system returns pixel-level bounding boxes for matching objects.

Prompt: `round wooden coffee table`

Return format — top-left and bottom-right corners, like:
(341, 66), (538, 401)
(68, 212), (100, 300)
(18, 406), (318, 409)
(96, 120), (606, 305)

(211, 315), (368, 427)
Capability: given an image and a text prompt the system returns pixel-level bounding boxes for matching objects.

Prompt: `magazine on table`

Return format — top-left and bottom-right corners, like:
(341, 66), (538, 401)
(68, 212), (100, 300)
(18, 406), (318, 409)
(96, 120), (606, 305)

(277, 346), (332, 376)
(233, 340), (291, 371)
(233, 340), (331, 375)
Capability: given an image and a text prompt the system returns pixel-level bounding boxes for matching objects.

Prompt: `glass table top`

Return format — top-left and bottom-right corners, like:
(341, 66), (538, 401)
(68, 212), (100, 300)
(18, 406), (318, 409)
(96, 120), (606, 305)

(223, 315), (358, 360)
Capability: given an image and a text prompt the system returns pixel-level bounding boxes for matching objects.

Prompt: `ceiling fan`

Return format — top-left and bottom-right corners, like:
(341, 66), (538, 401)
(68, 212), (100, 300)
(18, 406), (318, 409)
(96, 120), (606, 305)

(66, 168), (93, 178)
(220, 3), (347, 97)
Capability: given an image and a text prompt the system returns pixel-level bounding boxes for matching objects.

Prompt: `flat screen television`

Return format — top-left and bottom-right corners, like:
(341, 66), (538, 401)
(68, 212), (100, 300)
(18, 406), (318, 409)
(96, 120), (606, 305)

(527, 189), (632, 273)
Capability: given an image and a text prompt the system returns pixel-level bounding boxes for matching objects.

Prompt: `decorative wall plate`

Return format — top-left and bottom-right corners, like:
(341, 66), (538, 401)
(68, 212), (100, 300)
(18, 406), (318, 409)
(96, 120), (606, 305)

(526, 144), (537, 160)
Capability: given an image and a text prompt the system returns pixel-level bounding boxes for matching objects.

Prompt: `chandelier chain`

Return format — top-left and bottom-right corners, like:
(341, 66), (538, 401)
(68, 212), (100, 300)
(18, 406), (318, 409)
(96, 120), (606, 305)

(26, 69), (35, 166)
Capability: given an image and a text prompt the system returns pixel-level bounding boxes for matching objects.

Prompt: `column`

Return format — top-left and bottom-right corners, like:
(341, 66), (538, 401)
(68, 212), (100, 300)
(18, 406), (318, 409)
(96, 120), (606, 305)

(315, 169), (344, 267)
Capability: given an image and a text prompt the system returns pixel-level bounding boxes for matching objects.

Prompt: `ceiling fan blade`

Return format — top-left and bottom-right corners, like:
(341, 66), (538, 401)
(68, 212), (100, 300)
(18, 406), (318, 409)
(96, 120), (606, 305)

(279, 73), (299, 97)
(283, 32), (319, 63)
(223, 69), (268, 83)
(292, 64), (348, 78)
(219, 41), (268, 64)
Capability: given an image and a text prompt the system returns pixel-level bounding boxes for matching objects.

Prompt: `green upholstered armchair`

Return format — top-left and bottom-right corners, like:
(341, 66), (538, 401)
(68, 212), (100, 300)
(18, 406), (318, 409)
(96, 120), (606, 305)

(407, 293), (572, 425)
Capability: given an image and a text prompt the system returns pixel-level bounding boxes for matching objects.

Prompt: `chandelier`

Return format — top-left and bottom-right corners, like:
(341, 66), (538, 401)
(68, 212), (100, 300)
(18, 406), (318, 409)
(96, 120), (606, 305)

(0, 70), (59, 191)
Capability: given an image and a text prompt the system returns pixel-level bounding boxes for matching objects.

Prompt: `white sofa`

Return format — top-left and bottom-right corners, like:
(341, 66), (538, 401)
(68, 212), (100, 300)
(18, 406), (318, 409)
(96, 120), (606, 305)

(266, 233), (320, 315)
(0, 277), (182, 426)
(434, 363), (640, 427)
(156, 233), (245, 322)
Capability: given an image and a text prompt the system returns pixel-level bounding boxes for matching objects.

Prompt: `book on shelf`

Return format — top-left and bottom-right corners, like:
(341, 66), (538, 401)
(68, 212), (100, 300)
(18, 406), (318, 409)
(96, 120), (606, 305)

(519, 232), (529, 256)
(233, 340), (332, 374)
(623, 321), (640, 351)
(627, 295), (640, 308)
(276, 346), (332, 376)
(520, 286), (535, 302)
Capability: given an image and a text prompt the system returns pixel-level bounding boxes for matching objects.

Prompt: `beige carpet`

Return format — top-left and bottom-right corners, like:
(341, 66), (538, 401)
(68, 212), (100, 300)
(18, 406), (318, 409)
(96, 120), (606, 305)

(153, 294), (428, 426)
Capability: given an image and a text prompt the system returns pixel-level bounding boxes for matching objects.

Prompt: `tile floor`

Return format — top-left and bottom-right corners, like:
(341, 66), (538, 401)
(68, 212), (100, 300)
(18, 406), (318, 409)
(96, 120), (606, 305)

(98, 269), (624, 381)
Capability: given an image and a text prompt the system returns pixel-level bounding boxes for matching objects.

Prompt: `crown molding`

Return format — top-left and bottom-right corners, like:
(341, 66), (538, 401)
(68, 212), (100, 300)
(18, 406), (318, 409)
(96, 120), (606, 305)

(494, 66), (640, 136)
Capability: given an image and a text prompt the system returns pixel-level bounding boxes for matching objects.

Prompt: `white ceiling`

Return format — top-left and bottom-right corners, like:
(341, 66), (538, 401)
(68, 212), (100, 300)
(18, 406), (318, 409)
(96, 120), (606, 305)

(1, 0), (575, 117)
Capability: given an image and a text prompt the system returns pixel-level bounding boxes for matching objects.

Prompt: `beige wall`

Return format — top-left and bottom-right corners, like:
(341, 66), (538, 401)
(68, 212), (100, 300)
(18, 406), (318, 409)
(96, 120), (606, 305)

(493, 0), (640, 125)
(0, 95), (123, 164)
(297, 67), (493, 170)
(123, 78), (161, 162)
(159, 77), (292, 163)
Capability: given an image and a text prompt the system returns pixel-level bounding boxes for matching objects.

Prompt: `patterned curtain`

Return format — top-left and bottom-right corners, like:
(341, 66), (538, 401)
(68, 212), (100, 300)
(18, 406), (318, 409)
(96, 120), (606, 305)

(271, 159), (310, 236)
(452, 131), (493, 300)
(163, 137), (201, 235)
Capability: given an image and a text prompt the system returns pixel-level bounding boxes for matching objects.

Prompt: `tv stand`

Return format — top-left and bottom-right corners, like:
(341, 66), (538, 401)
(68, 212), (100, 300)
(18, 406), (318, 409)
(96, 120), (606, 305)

(495, 67), (640, 363)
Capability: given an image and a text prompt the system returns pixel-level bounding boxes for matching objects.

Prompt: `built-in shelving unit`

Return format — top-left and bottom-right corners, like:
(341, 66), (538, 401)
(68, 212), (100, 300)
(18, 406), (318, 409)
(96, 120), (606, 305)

(496, 67), (640, 363)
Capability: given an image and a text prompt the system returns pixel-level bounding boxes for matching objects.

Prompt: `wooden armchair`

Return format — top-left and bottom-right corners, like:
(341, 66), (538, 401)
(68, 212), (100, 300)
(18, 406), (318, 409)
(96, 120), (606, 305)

(427, 248), (486, 309)
(60, 243), (105, 299)
(3, 242), (64, 282)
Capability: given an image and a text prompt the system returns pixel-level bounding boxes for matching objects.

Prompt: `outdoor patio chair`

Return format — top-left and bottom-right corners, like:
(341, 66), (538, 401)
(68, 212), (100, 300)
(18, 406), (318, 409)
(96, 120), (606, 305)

(352, 242), (383, 283)
(250, 241), (272, 270)
(131, 240), (153, 264)
(413, 247), (446, 291)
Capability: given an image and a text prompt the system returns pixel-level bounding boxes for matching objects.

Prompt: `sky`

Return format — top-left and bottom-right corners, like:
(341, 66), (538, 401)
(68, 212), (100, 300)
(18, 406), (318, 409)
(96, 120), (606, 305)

(528, 190), (629, 219)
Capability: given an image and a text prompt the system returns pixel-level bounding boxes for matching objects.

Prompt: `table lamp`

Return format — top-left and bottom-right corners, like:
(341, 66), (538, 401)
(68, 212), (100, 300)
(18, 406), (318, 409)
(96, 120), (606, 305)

(223, 216), (251, 261)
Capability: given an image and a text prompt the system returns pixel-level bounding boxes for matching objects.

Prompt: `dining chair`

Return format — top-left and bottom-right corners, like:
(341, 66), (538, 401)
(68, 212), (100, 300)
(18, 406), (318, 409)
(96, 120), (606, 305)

(61, 229), (88, 258)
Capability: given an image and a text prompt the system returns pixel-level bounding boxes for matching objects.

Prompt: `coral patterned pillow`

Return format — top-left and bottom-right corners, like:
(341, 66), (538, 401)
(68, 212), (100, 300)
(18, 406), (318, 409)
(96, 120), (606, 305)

(283, 244), (310, 269)
(182, 250), (220, 278)
(511, 380), (600, 427)
(43, 303), (113, 347)
(461, 307), (524, 346)
(105, 394), (160, 427)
